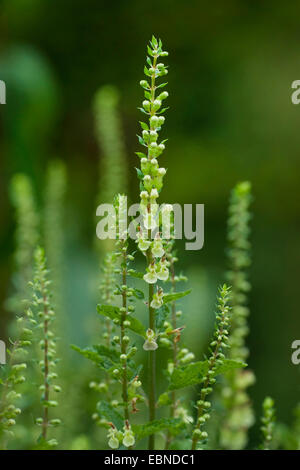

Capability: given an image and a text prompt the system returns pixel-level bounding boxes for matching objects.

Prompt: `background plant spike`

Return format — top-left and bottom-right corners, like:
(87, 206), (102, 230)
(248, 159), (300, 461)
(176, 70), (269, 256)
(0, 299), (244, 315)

(260, 396), (275, 450)
(0, 307), (34, 449)
(93, 85), (128, 255)
(6, 174), (39, 315)
(220, 181), (255, 450)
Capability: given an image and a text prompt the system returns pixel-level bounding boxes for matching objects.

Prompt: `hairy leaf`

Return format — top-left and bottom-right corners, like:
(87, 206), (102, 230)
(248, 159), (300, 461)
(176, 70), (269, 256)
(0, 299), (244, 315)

(168, 359), (246, 391)
(163, 289), (192, 305)
(97, 401), (124, 430)
(97, 304), (146, 338)
(133, 418), (182, 441)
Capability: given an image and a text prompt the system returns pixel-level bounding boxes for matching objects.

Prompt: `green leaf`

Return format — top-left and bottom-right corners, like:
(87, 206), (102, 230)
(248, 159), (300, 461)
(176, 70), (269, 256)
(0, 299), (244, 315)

(97, 305), (146, 338)
(163, 289), (192, 305)
(135, 168), (144, 180)
(144, 66), (151, 77)
(147, 46), (154, 57)
(158, 107), (169, 114)
(137, 107), (148, 115)
(136, 134), (146, 146)
(157, 392), (172, 407)
(156, 82), (168, 89)
(71, 345), (117, 371)
(168, 359), (246, 391)
(133, 418), (182, 441)
(139, 121), (149, 131)
(132, 288), (144, 300)
(215, 359), (247, 375)
(128, 270), (144, 279)
(92, 344), (119, 362)
(135, 152), (147, 159)
(97, 401), (124, 429)
(155, 304), (170, 329)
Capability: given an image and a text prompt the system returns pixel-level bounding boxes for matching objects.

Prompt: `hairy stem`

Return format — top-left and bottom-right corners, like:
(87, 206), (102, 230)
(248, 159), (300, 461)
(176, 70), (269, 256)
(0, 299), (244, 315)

(147, 249), (156, 450)
(165, 262), (177, 449)
(121, 246), (129, 422)
(42, 287), (49, 440)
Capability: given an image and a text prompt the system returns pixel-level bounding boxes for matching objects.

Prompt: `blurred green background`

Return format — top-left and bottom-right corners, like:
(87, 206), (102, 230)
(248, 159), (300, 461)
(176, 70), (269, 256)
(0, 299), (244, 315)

(0, 0), (300, 443)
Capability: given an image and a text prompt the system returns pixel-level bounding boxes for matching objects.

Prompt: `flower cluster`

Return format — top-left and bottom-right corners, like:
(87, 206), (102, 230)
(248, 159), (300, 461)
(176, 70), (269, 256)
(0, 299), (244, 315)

(137, 36), (170, 285)
(192, 285), (231, 450)
(107, 421), (135, 449)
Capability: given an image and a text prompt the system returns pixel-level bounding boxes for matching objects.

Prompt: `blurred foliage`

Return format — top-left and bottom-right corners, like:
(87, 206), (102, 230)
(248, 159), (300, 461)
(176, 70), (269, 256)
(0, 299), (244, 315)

(0, 0), (300, 448)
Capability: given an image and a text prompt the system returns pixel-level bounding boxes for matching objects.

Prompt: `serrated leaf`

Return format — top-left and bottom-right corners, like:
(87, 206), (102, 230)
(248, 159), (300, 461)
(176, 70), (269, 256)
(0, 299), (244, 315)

(97, 401), (124, 429)
(155, 304), (170, 329)
(163, 289), (192, 305)
(132, 288), (144, 300)
(215, 359), (247, 375)
(97, 305), (146, 338)
(133, 418), (182, 441)
(92, 344), (119, 362)
(71, 345), (117, 371)
(168, 359), (246, 391)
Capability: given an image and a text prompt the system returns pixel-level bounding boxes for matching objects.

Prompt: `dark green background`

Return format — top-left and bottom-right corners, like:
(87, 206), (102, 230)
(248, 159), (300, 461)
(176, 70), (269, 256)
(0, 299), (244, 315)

(0, 0), (299, 434)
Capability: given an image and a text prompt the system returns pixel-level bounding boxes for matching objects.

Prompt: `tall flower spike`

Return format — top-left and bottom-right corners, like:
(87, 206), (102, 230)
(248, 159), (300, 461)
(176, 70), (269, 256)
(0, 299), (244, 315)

(137, 36), (169, 450)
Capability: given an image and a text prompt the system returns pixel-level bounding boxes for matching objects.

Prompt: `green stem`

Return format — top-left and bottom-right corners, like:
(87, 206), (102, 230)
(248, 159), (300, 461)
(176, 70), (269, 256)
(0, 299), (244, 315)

(165, 261), (177, 450)
(42, 287), (49, 440)
(191, 323), (225, 450)
(147, 249), (156, 450)
(146, 52), (158, 451)
(121, 246), (129, 422)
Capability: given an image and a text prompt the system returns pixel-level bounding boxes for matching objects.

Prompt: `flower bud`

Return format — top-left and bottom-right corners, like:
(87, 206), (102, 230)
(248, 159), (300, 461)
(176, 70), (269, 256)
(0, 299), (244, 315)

(153, 99), (161, 111)
(140, 80), (149, 88)
(158, 91), (169, 101)
(150, 115), (159, 128)
(120, 354), (127, 363)
(158, 116), (165, 126)
(142, 100), (150, 111)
